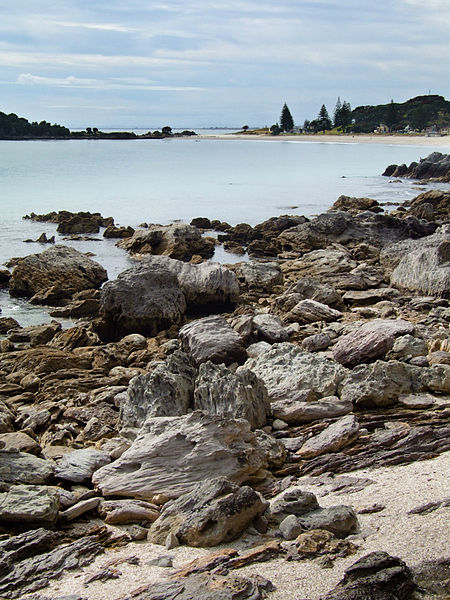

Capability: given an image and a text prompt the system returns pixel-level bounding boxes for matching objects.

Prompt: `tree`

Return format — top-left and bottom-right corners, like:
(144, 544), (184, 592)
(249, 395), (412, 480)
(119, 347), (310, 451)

(270, 123), (281, 135)
(303, 119), (311, 132)
(385, 100), (398, 132)
(280, 103), (294, 132)
(317, 104), (332, 133)
(340, 101), (352, 132)
(334, 97), (343, 128)
(242, 125), (249, 131)
(162, 126), (172, 135)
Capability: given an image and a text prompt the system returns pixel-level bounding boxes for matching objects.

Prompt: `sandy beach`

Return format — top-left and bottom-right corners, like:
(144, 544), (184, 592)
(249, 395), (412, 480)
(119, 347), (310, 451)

(199, 133), (450, 147)
(39, 451), (450, 600)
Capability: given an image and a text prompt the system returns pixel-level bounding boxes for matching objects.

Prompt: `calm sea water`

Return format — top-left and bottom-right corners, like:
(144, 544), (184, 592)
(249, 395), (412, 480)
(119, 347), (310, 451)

(1, 137), (448, 326)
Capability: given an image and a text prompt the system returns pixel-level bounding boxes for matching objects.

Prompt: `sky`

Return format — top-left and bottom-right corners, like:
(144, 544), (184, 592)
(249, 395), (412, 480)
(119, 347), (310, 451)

(0, 0), (449, 129)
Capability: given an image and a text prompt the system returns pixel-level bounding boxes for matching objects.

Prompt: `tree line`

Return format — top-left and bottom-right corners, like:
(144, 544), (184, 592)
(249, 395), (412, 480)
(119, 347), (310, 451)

(271, 98), (352, 135)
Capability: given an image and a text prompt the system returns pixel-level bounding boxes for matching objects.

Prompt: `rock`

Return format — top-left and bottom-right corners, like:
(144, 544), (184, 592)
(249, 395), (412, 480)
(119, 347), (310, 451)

(271, 395), (352, 425)
(245, 343), (348, 400)
(322, 551), (417, 600)
(246, 341), (272, 358)
(100, 261), (186, 340)
(117, 223), (215, 261)
(382, 151), (450, 182)
(59, 497), (101, 521)
(268, 487), (320, 523)
(55, 448), (111, 483)
(275, 277), (343, 313)
(49, 326), (101, 351)
(7, 321), (62, 346)
(148, 477), (268, 547)
(233, 262), (283, 294)
(281, 247), (358, 282)
(120, 351), (196, 427)
(398, 393), (436, 409)
(252, 313), (289, 343)
(193, 362), (270, 429)
(297, 415), (360, 458)
(332, 319), (414, 367)
(180, 316), (247, 366)
(412, 556), (450, 599)
(55, 211), (108, 234)
(92, 412), (270, 501)
(279, 514), (304, 540)
(0, 484), (59, 524)
(0, 451), (54, 484)
(285, 299), (343, 323)
(329, 195), (382, 214)
(296, 505), (358, 538)
(0, 317), (21, 334)
(342, 288), (400, 305)
(386, 334), (427, 361)
(103, 225), (135, 238)
(406, 189), (450, 221)
(97, 499), (160, 524)
(380, 226), (450, 297)
(301, 333), (332, 352)
(9, 245), (108, 303)
(293, 528), (358, 560)
(0, 432), (41, 454)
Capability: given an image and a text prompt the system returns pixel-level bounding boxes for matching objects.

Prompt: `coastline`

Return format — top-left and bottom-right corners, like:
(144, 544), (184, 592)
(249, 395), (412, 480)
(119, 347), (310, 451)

(198, 133), (450, 147)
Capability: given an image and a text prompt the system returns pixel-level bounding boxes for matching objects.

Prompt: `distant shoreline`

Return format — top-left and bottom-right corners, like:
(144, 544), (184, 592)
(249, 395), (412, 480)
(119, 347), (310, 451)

(197, 133), (450, 146)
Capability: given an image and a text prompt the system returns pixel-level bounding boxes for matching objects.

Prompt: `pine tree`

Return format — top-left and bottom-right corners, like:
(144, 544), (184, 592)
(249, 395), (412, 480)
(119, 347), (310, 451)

(280, 103), (294, 132)
(318, 104), (331, 133)
(334, 97), (343, 128)
(340, 101), (352, 132)
(385, 100), (398, 132)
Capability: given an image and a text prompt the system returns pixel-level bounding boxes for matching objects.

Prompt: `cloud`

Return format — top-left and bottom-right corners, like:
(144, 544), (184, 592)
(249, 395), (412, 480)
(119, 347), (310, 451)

(53, 21), (140, 33)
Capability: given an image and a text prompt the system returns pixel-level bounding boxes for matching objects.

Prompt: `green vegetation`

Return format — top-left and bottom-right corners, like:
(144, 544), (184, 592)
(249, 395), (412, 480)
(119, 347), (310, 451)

(280, 103), (294, 132)
(0, 111), (70, 138)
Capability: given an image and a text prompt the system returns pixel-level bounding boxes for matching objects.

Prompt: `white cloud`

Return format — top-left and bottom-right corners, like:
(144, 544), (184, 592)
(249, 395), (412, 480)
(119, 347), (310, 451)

(53, 21), (139, 33)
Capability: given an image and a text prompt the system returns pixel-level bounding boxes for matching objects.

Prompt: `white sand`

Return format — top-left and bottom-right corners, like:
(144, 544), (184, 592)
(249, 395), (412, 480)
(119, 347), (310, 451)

(198, 133), (450, 147)
(39, 451), (450, 600)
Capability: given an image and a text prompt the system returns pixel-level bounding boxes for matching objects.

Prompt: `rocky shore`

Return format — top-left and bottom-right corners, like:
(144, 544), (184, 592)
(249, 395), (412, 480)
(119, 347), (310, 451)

(0, 152), (449, 600)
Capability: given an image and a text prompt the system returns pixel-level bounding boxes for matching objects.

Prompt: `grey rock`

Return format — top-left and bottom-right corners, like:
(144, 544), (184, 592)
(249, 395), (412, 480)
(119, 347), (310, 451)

(279, 514), (303, 540)
(398, 393), (436, 409)
(245, 342), (348, 400)
(297, 415), (360, 459)
(165, 533), (179, 549)
(234, 261), (283, 292)
(286, 299), (343, 324)
(120, 351), (196, 427)
(194, 362), (270, 429)
(0, 432), (41, 455)
(148, 477), (268, 547)
(246, 341), (272, 358)
(0, 451), (54, 484)
(0, 484), (59, 524)
(254, 430), (286, 468)
(386, 334), (427, 360)
(59, 498), (101, 521)
(297, 505), (358, 538)
(271, 395), (353, 425)
(268, 487), (320, 523)
(97, 499), (159, 524)
(180, 315), (247, 366)
(92, 412), (270, 501)
(252, 313), (289, 343)
(332, 319), (415, 367)
(301, 333), (332, 352)
(55, 448), (111, 483)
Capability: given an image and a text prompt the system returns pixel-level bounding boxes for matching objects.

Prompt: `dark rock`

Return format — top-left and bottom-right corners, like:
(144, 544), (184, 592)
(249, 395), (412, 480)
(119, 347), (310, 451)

(0, 269), (12, 286)
(0, 484), (59, 525)
(383, 152), (450, 182)
(190, 217), (212, 229)
(329, 195), (383, 214)
(103, 225), (134, 238)
(55, 448), (111, 483)
(0, 317), (21, 334)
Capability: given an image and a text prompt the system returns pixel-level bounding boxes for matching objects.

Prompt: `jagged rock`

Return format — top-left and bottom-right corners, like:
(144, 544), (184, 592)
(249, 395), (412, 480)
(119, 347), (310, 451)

(8, 245), (108, 303)
(386, 334), (427, 361)
(254, 430), (286, 468)
(405, 189), (450, 221)
(301, 333), (332, 352)
(322, 551), (417, 599)
(180, 316), (247, 366)
(55, 212), (109, 234)
(100, 261), (186, 340)
(55, 448), (111, 483)
(293, 528), (358, 560)
(383, 151), (450, 182)
(193, 362), (270, 429)
(50, 297), (100, 319)
(0, 317), (20, 334)
(120, 351), (196, 427)
(0, 484), (59, 524)
(271, 395), (352, 425)
(252, 313), (289, 343)
(268, 487), (320, 523)
(0, 401), (16, 433)
(285, 299), (343, 323)
(97, 499), (159, 524)
(92, 412), (270, 501)
(245, 343), (348, 400)
(233, 262), (283, 294)
(148, 477), (268, 547)
(0, 432), (41, 454)
(412, 556), (450, 599)
(329, 195), (382, 214)
(0, 451), (54, 484)
(49, 326), (101, 351)
(117, 223), (215, 261)
(103, 225), (135, 238)
(281, 247), (358, 282)
(278, 277), (344, 312)
(332, 319), (415, 367)
(297, 415), (360, 458)
(7, 321), (62, 346)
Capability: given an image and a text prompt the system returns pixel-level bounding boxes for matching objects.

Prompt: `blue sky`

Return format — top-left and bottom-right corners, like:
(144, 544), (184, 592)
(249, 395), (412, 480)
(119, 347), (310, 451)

(0, 0), (449, 129)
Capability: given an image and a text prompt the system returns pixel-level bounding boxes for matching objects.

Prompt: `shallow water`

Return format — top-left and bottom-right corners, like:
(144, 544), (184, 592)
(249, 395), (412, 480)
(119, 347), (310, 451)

(0, 138), (448, 326)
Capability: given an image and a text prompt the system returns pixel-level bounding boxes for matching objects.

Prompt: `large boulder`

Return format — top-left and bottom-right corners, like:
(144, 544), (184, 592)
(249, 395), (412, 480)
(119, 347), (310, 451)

(180, 316), (247, 366)
(117, 223), (215, 261)
(329, 195), (382, 215)
(8, 245), (107, 303)
(92, 411), (270, 501)
(100, 261), (186, 339)
(296, 414), (360, 458)
(382, 151), (450, 182)
(120, 351), (196, 427)
(0, 451), (54, 484)
(332, 319), (415, 367)
(148, 477), (268, 547)
(193, 362), (270, 429)
(0, 484), (59, 525)
(54, 448), (111, 483)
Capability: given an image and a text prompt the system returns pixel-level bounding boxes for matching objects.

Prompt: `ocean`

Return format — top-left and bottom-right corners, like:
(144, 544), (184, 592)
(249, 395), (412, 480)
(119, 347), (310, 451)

(0, 136), (448, 327)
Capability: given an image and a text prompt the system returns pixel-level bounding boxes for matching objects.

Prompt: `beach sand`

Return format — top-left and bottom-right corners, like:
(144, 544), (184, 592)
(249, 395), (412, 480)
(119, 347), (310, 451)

(39, 451), (450, 600)
(198, 133), (450, 147)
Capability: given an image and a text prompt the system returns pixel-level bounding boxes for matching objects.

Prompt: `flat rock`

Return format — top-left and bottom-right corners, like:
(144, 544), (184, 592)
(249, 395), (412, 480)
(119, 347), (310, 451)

(333, 319), (414, 367)
(234, 262), (283, 293)
(297, 505), (358, 538)
(194, 362), (270, 429)
(286, 299), (342, 323)
(180, 315), (247, 366)
(148, 477), (268, 547)
(297, 415), (360, 458)
(0, 432), (41, 454)
(55, 448), (111, 483)
(0, 450), (54, 484)
(271, 395), (353, 425)
(252, 313), (289, 343)
(0, 484), (59, 524)
(92, 411), (270, 501)
(342, 288), (400, 305)
(97, 499), (160, 524)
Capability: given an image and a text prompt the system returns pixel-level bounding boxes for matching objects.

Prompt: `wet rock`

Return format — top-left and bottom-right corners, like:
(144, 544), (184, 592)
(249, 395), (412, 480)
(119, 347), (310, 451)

(0, 451), (54, 484)
(194, 362), (270, 429)
(8, 245), (108, 303)
(120, 351), (196, 427)
(103, 225), (134, 238)
(148, 477), (268, 547)
(332, 319), (414, 367)
(180, 316), (247, 366)
(92, 412), (270, 501)
(297, 415), (360, 459)
(322, 551), (417, 600)
(0, 484), (59, 525)
(383, 151), (450, 182)
(55, 448), (111, 483)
